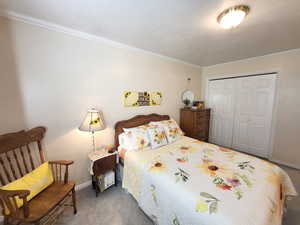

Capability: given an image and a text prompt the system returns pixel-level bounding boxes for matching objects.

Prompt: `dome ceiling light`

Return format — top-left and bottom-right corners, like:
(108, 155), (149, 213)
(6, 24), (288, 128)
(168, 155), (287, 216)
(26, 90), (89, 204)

(217, 5), (250, 29)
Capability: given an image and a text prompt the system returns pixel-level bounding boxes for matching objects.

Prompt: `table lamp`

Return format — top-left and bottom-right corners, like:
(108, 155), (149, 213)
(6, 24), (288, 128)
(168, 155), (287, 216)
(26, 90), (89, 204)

(79, 108), (105, 152)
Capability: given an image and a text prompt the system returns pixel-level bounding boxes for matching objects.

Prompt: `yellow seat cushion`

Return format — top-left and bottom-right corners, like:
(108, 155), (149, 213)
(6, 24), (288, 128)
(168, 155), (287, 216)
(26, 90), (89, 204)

(1, 162), (54, 211)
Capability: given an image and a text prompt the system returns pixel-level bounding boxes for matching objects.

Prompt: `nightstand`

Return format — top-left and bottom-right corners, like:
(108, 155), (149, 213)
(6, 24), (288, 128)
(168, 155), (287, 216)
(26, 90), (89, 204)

(88, 149), (118, 197)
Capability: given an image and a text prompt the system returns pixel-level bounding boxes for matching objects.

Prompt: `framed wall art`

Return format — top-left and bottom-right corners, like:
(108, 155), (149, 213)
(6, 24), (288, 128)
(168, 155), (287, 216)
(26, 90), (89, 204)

(123, 91), (162, 107)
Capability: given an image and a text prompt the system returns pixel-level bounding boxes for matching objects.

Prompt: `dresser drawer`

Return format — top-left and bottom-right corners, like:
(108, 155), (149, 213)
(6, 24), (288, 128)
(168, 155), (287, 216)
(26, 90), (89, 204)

(193, 126), (207, 135)
(195, 118), (209, 126)
(180, 108), (210, 142)
(193, 126), (205, 133)
(195, 112), (206, 118)
(197, 136), (208, 142)
(195, 110), (210, 118)
(190, 134), (208, 142)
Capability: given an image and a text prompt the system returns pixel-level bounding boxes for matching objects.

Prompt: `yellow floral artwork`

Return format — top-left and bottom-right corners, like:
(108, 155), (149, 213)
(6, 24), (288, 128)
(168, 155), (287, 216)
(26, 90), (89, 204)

(196, 158), (231, 178)
(178, 145), (196, 154)
(137, 136), (147, 149)
(195, 200), (209, 212)
(149, 159), (166, 173)
(123, 91), (162, 107)
(150, 91), (163, 105)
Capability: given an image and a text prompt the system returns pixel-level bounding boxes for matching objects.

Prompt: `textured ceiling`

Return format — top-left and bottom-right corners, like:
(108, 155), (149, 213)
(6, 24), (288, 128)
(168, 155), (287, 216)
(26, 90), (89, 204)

(1, 0), (300, 66)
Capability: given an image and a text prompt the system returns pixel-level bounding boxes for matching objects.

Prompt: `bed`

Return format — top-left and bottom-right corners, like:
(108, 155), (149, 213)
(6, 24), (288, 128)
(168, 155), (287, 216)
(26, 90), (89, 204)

(114, 114), (297, 225)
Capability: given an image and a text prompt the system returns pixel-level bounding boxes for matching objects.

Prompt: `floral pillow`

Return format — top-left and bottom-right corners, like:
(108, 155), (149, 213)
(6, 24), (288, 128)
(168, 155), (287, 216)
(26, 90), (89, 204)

(123, 125), (151, 150)
(150, 119), (184, 143)
(147, 126), (168, 149)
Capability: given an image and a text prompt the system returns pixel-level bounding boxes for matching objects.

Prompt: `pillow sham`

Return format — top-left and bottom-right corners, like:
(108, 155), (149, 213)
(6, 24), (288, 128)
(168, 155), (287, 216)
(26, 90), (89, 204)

(0, 162), (53, 213)
(118, 132), (152, 151)
(122, 125), (151, 150)
(147, 126), (168, 149)
(118, 132), (132, 149)
(150, 119), (184, 143)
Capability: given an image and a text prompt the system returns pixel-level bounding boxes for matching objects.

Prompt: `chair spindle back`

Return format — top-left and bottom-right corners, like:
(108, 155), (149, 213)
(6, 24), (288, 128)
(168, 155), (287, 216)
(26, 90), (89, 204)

(0, 127), (46, 186)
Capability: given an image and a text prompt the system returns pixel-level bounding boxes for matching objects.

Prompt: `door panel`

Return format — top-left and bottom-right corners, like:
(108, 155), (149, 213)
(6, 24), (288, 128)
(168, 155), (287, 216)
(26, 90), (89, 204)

(232, 75), (276, 157)
(208, 79), (236, 148)
(208, 74), (276, 157)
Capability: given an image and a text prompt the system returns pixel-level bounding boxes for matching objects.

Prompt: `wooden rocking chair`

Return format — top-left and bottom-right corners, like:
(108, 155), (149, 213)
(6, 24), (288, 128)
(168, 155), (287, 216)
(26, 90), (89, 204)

(0, 127), (77, 225)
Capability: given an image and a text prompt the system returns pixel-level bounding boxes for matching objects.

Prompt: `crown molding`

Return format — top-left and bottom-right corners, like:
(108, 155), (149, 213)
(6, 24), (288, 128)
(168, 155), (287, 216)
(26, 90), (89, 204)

(0, 9), (202, 69)
(204, 47), (300, 68)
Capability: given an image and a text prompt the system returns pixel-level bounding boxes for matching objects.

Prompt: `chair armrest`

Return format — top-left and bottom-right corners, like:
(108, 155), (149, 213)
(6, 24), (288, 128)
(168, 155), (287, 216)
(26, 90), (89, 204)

(0, 189), (30, 218)
(49, 160), (74, 184)
(0, 189), (30, 198)
(49, 160), (74, 166)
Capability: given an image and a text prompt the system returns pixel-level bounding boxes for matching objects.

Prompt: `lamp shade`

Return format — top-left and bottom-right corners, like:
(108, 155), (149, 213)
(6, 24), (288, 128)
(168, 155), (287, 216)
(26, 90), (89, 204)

(79, 109), (105, 132)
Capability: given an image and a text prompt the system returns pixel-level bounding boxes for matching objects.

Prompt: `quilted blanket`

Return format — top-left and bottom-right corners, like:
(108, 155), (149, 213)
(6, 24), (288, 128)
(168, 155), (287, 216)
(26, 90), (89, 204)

(123, 136), (297, 225)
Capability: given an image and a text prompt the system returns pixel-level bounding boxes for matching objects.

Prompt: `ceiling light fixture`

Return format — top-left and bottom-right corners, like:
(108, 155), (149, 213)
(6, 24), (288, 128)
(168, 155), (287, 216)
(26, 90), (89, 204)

(217, 5), (250, 29)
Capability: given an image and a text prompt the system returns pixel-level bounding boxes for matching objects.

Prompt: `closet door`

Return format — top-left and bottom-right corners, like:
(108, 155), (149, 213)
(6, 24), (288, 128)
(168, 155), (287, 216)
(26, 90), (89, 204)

(208, 79), (236, 148)
(232, 75), (276, 157)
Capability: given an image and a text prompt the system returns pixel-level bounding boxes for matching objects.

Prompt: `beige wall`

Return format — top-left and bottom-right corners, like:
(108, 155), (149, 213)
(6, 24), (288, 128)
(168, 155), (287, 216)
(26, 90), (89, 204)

(0, 17), (202, 184)
(0, 18), (27, 132)
(201, 49), (300, 168)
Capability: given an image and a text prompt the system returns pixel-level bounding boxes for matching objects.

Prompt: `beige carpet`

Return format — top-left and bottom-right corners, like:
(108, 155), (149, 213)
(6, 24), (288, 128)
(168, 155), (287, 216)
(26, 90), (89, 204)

(58, 185), (153, 225)
(56, 165), (299, 225)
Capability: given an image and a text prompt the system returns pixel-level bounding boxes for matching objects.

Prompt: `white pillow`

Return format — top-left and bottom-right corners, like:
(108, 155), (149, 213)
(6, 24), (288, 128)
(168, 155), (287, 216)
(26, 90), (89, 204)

(122, 125), (151, 150)
(150, 119), (184, 143)
(118, 133), (133, 149)
(147, 126), (168, 149)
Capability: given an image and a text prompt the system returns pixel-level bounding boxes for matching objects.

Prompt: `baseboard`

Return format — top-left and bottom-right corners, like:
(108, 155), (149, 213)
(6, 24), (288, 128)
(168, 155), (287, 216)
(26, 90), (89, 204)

(270, 159), (300, 170)
(75, 180), (92, 191)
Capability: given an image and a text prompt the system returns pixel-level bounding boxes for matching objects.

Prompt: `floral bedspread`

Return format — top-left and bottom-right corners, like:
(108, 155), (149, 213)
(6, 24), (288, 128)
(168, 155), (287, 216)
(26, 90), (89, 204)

(122, 136), (297, 225)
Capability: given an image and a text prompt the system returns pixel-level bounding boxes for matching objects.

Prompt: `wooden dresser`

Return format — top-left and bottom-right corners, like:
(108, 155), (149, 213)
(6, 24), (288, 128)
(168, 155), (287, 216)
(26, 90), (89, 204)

(180, 108), (210, 142)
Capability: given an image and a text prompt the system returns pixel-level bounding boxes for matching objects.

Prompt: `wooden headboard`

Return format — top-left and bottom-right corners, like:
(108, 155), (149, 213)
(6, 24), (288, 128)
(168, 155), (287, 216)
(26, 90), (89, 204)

(114, 113), (170, 148)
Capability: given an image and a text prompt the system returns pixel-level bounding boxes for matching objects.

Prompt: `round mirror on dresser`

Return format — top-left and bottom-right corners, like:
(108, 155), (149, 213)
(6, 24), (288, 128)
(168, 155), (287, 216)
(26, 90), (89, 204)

(182, 90), (194, 107)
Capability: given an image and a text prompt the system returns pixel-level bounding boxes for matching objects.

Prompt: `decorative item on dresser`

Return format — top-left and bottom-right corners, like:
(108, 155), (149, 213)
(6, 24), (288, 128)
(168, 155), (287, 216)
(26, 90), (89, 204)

(181, 77), (194, 108)
(88, 149), (118, 197)
(0, 127), (77, 225)
(180, 108), (210, 142)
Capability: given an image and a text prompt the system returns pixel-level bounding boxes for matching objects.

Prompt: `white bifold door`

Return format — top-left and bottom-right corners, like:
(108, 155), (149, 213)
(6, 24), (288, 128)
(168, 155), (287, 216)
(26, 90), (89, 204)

(208, 74), (277, 157)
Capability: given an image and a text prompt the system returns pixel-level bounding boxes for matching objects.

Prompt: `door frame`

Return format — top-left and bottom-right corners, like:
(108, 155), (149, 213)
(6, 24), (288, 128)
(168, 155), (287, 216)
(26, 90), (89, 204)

(204, 69), (281, 160)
